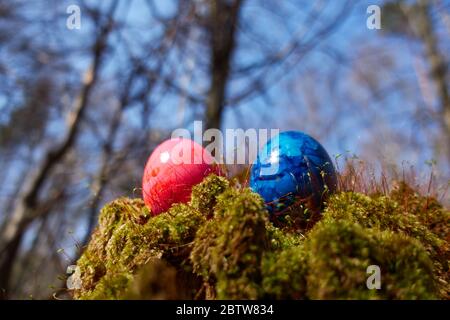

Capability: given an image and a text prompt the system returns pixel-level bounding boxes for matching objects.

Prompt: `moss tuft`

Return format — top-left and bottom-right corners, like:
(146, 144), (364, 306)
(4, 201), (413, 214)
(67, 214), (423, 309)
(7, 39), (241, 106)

(390, 182), (449, 240)
(306, 220), (438, 299)
(74, 199), (205, 299)
(261, 245), (307, 299)
(322, 192), (441, 249)
(265, 223), (303, 251)
(322, 191), (449, 297)
(191, 188), (268, 299)
(190, 174), (230, 217)
(83, 270), (133, 300)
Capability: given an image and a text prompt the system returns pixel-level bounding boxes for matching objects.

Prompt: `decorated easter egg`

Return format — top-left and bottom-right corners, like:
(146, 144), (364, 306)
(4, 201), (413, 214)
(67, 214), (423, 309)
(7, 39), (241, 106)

(250, 131), (337, 214)
(142, 138), (219, 215)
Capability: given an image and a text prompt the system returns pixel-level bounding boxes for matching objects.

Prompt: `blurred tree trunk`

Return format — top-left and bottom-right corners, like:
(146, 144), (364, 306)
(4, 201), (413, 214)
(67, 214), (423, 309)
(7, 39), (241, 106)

(204, 0), (243, 131)
(0, 5), (116, 299)
(415, 0), (450, 163)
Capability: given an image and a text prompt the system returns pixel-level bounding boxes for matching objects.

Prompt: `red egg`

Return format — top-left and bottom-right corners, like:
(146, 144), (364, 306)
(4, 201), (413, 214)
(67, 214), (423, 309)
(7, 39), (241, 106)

(142, 138), (219, 215)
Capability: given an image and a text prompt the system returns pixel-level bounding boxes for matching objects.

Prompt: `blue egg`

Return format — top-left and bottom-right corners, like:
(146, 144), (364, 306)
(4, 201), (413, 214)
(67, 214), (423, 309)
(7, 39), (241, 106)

(250, 131), (337, 214)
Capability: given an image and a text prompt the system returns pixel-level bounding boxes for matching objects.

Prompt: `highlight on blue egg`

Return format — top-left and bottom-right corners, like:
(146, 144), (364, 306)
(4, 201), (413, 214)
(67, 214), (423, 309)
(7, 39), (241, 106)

(250, 131), (337, 215)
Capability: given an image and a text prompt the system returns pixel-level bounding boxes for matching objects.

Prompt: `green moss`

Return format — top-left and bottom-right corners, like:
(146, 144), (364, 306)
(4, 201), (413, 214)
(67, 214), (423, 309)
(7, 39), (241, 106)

(191, 188), (268, 299)
(261, 245), (307, 299)
(75, 199), (205, 299)
(390, 182), (449, 239)
(265, 223), (303, 251)
(306, 220), (438, 299)
(189, 219), (220, 282)
(75, 244), (106, 294)
(83, 270), (133, 300)
(74, 178), (448, 300)
(323, 192), (441, 249)
(389, 183), (450, 298)
(190, 174), (230, 217)
(322, 191), (449, 297)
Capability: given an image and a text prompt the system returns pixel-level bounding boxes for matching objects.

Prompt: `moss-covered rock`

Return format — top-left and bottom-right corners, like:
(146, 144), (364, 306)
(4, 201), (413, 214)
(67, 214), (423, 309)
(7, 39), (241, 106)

(73, 174), (449, 300)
